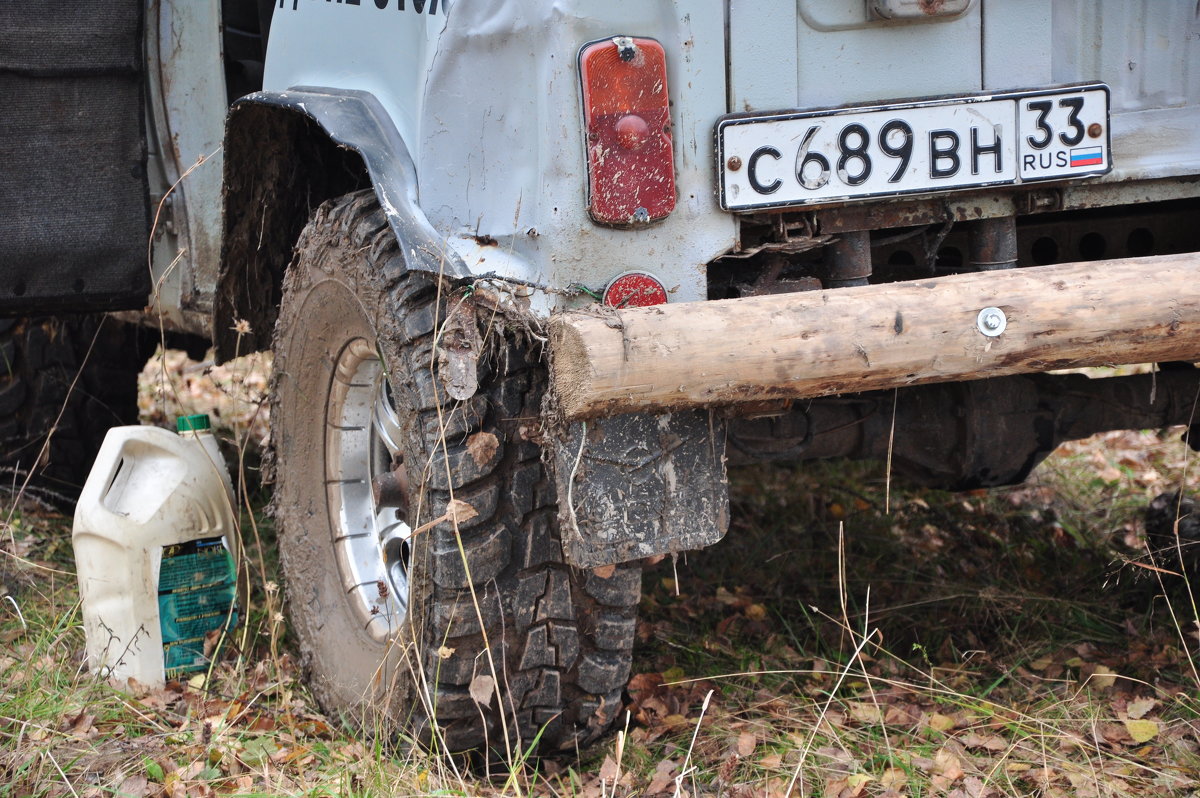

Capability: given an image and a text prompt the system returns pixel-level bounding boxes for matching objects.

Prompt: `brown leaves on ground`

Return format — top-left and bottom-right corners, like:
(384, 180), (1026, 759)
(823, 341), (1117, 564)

(625, 671), (717, 742)
(138, 348), (271, 449)
(602, 431), (1200, 798)
(10, 365), (1200, 797)
(0, 634), (364, 798)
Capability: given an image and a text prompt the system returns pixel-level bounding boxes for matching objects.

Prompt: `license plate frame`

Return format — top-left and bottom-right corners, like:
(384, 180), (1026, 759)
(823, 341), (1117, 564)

(716, 83), (1111, 212)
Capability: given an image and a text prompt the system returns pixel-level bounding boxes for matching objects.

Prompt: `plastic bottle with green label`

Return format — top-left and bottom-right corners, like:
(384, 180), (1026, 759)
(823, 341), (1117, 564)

(73, 415), (239, 687)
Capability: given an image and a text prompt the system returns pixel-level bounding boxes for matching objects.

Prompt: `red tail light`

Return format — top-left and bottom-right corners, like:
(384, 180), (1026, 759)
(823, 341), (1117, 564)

(579, 36), (675, 226)
(602, 271), (669, 307)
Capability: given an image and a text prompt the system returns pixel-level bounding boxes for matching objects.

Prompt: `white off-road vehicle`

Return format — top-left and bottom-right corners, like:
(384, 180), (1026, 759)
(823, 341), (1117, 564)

(3, 0), (1199, 753)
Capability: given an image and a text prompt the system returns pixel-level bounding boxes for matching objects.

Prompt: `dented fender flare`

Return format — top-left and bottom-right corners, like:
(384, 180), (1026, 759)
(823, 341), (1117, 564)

(214, 88), (468, 359)
(232, 88), (468, 279)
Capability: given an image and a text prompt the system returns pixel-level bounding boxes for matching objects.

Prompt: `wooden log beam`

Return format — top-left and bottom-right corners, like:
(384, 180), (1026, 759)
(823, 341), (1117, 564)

(549, 253), (1200, 421)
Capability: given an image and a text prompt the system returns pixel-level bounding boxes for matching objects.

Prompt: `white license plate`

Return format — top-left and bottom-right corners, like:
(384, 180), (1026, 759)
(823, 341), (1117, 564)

(717, 84), (1110, 211)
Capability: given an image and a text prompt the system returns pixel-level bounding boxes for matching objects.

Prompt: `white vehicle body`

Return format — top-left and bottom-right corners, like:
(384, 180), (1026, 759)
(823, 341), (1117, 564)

(138, 0), (1200, 340)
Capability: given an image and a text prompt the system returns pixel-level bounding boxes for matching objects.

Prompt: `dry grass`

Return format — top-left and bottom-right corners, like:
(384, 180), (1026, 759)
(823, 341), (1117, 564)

(2, 352), (1200, 796)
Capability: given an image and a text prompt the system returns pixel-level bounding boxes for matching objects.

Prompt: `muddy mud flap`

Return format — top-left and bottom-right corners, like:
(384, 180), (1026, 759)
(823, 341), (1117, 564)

(553, 410), (729, 568)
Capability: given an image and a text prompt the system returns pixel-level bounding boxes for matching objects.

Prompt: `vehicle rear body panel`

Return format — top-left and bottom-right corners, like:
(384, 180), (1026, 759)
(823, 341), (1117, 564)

(730, 0), (983, 113)
(729, 0), (1200, 191)
(263, 1), (736, 311)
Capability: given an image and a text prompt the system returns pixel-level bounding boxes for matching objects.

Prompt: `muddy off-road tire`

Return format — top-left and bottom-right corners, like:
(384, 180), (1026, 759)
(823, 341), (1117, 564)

(271, 191), (640, 753)
(0, 315), (143, 499)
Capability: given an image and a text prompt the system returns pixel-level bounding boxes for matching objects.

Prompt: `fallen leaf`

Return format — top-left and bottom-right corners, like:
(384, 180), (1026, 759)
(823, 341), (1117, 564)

(437, 298), (483, 400)
(883, 703), (922, 727)
(466, 432), (499, 467)
(822, 777), (850, 798)
(931, 747), (965, 781)
(661, 666), (686, 682)
(758, 753), (783, 769)
(663, 713), (688, 729)
(599, 754), (619, 783)
(469, 674), (495, 706)
(1088, 664), (1117, 689)
(848, 702), (883, 725)
(647, 759), (677, 794)
(65, 711), (95, 737)
(1123, 718), (1158, 743)
(962, 732), (1008, 752)
(240, 737), (278, 766)
(445, 498), (478, 525)
(880, 768), (907, 790)
(247, 715), (276, 733)
(953, 775), (994, 798)
(410, 499), (477, 536)
(745, 603), (768, 621)
(1125, 696), (1156, 720)
(815, 744), (859, 772)
(846, 773), (873, 789)
(928, 712), (957, 732)
(437, 645), (456, 659)
(735, 731), (756, 757)
(1100, 722), (1134, 746)
(824, 773), (871, 798)
(715, 586), (739, 606)
(116, 774), (150, 797)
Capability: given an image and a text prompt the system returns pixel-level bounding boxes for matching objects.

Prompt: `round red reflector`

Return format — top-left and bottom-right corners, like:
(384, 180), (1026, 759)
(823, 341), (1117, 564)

(602, 271), (669, 308)
(614, 114), (650, 150)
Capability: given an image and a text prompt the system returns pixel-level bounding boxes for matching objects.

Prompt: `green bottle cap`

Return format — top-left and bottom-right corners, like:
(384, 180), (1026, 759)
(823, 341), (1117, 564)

(177, 414), (211, 433)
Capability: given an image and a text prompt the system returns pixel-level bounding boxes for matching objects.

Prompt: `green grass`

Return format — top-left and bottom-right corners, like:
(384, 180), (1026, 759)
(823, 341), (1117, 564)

(3, 352), (1200, 795)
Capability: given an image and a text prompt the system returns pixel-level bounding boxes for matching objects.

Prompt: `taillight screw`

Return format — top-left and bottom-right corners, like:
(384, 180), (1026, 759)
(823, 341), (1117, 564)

(632, 207), (651, 224)
(613, 36), (638, 61)
(727, 156), (742, 172)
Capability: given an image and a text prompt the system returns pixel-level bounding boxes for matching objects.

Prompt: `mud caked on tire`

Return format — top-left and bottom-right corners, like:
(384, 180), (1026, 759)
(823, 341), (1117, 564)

(0, 315), (143, 499)
(271, 191), (640, 753)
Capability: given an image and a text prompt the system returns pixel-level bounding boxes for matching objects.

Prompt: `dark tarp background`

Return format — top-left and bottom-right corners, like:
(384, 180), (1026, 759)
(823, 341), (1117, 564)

(0, 3), (151, 313)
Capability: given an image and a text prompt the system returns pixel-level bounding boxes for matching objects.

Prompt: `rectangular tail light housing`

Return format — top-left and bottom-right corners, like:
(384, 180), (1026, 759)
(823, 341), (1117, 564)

(578, 36), (676, 226)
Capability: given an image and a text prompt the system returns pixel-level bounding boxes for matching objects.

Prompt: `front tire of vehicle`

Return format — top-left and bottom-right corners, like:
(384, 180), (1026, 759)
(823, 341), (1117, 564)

(271, 191), (640, 754)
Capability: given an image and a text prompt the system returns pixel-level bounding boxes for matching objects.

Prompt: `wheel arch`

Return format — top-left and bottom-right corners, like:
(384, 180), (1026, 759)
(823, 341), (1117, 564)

(214, 88), (468, 361)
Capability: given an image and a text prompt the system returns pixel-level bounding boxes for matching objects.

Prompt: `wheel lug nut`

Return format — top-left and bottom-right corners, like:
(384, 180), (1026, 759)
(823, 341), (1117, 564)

(372, 463), (409, 512)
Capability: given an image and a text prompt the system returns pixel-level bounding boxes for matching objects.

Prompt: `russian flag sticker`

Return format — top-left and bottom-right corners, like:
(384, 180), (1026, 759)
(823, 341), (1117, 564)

(1070, 146), (1104, 167)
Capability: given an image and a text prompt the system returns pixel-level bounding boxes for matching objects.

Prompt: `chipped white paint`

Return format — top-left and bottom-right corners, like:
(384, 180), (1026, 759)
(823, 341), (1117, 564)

(264, 1), (734, 313)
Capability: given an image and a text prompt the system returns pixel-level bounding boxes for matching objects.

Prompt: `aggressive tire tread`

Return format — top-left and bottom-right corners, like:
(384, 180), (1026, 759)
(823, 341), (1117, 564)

(0, 315), (144, 498)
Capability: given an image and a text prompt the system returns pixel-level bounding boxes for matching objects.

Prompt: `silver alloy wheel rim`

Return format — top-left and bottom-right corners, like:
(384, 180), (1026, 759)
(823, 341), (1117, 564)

(327, 338), (411, 642)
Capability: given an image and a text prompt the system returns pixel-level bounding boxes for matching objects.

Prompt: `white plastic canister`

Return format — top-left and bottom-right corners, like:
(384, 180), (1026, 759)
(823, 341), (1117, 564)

(73, 415), (239, 687)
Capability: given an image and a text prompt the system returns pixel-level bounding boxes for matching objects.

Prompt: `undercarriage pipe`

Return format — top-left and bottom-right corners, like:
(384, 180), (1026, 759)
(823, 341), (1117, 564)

(969, 215), (1019, 271)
